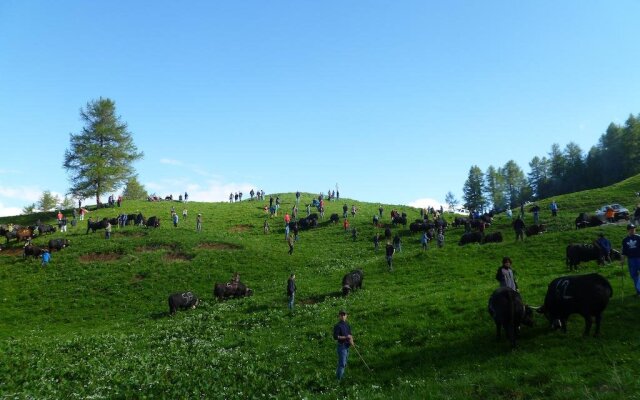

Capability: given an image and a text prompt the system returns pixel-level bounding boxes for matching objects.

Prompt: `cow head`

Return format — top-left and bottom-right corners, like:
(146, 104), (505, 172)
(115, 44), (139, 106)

(535, 305), (560, 328)
(342, 285), (351, 296)
(522, 305), (535, 327)
(246, 288), (253, 297)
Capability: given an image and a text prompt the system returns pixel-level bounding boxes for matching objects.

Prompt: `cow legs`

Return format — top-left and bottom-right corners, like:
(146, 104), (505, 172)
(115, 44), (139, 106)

(583, 314), (593, 336)
(495, 321), (501, 341)
(593, 313), (602, 337)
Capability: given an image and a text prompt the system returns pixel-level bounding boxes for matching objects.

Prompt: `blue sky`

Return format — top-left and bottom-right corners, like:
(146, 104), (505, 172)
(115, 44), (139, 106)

(1, 1), (639, 216)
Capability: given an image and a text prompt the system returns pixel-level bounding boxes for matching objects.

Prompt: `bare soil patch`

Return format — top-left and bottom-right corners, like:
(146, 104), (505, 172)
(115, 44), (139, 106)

(79, 253), (122, 263)
(229, 224), (253, 233)
(163, 252), (193, 262)
(0, 248), (23, 257)
(131, 274), (146, 283)
(136, 244), (174, 252)
(197, 242), (242, 251)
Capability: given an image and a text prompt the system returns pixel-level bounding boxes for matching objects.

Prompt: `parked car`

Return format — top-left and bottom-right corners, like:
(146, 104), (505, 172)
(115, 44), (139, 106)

(595, 204), (629, 221)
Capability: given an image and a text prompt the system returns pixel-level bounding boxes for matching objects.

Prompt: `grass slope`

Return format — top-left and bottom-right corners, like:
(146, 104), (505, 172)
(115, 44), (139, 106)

(2, 179), (640, 399)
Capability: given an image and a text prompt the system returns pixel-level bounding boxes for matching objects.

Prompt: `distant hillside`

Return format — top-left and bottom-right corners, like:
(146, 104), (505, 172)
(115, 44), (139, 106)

(2, 181), (640, 399)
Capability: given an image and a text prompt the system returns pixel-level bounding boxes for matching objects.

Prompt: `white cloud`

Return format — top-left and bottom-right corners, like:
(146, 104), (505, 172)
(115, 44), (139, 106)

(0, 203), (23, 217)
(160, 158), (183, 166)
(407, 197), (446, 210)
(0, 186), (42, 202)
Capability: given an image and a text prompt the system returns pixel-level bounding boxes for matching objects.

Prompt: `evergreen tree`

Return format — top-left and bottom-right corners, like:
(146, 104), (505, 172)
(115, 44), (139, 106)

(38, 190), (60, 212)
(484, 165), (506, 211)
(63, 98), (143, 205)
(563, 142), (585, 192)
(445, 191), (458, 211)
(59, 196), (75, 210)
(462, 166), (486, 212)
(122, 176), (148, 201)
(22, 203), (37, 215)
(528, 156), (551, 199)
(502, 160), (528, 208)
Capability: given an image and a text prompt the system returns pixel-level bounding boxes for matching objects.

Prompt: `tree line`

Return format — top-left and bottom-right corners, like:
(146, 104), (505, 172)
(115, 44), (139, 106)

(462, 113), (640, 212)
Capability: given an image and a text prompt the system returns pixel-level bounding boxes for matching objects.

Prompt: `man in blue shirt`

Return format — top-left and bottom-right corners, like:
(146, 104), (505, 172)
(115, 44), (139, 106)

(333, 310), (353, 380)
(595, 233), (612, 264)
(621, 224), (640, 296)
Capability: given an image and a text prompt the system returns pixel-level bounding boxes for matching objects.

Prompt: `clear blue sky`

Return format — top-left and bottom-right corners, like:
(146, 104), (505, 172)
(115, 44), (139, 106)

(1, 1), (639, 216)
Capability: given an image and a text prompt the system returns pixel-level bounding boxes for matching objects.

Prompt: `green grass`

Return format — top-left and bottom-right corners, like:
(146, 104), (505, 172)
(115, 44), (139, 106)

(2, 180), (640, 399)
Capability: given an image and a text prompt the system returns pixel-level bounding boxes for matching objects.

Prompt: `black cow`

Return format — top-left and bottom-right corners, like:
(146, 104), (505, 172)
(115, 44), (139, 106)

(168, 292), (199, 315)
(23, 245), (45, 259)
(48, 238), (70, 251)
(488, 287), (534, 348)
(537, 273), (612, 336)
(38, 224), (57, 235)
(525, 224), (546, 237)
(146, 216), (160, 228)
(565, 244), (621, 271)
(459, 231), (483, 246)
(575, 213), (604, 229)
(213, 282), (253, 300)
(392, 215), (407, 227)
(384, 227), (392, 240)
(342, 269), (364, 296)
(329, 213), (340, 223)
(452, 217), (468, 228)
(483, 232), (503, 244)
(86, 218), (109, 234)
(409, 221), (427, 233)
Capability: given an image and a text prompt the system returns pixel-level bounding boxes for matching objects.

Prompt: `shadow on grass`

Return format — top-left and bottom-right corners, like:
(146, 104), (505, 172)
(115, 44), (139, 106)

(300, 291), (342, 305)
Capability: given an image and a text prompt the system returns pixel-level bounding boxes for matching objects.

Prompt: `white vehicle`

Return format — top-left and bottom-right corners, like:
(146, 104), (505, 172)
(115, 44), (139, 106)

(449, 207), (469, 215)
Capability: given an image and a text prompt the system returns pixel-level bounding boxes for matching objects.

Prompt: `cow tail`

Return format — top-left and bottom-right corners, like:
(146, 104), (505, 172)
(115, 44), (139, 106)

(507, 289), (515, 324)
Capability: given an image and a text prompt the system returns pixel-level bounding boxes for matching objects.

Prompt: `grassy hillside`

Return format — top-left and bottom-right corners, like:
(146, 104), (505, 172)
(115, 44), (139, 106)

(2, 179), (640, 399)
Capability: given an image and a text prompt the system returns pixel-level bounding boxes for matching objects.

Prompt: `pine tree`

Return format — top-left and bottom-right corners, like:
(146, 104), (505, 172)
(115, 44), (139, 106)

(63, 98), (143, 205)
(122, 176), (148, 200)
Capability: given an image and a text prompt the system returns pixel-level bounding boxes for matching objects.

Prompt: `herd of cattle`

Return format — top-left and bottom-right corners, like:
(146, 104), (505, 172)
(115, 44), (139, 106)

(0, 204), (626, 350)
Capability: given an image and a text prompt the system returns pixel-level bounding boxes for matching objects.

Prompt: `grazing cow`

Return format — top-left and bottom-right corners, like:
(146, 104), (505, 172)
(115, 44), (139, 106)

(342, 269), (364, 296)
(537, 273), (612, 336)
(459, 231), (483, 246)
(298, 215), (318, 230)
(168, 292), (199, 315)
(488, 287), (534, 348)
(329, 213), (340, 223)
(483, 232), (503, 244)
(4, 230), (17, 244)
(565, 244), (621, 271)
(146, 216), (160, 228)
(409, 221), (427, 234)
(38, 224), (57, 235)
(23, 244), (45, 259)
(213, 282), (253, 300)
(48, 238), (70, 251)
(525, 224), (546, 237)
(86, 218), (109, 234)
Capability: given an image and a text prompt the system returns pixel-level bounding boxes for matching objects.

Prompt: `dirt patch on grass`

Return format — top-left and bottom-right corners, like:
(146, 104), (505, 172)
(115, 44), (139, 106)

(131, 274), (147, 283)
(197, 242), (242, 251)
(163, 252), (193, 262)
(0, 248), (23, 257)
(136, 244), (174, 252)
(79, 253), (122, 263)
(229, 224), (253, 233)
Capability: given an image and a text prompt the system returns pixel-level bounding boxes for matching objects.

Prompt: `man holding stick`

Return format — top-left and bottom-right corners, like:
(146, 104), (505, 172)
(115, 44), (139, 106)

(333, 310), (353, 380)
(621, 223), (640, 297)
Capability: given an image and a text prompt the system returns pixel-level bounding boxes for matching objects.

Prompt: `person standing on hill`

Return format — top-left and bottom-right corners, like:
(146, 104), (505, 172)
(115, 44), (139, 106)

(594, 233), (612, 263)
(393, 234), (402, 252)
(105, 221), (112, 239)
(333, 310), (353, 380)
(513, 216), (525, 242)
(41, 249), (51, 267)
(421, 231), (429, 251)
(306, 204), (311, 217)
(287, 274), (296, 311)
(496, 257), (517, 291)
(343, 204), (348, 219)
(373, 233), (380, 251)
(263, 218), (270, 234)
(172, 212), (179, 228)
(287, 233), (295, 255)
(379, 205), (384, 217)
(196, 213), (202, 232)
(182, 208), (188, 220)
(550, 200), (558, 217)
(385, 241), (395, 271)
(531, 204), (540, 224)
(621, 223), (640, 296)
(296, 190), (301, 205)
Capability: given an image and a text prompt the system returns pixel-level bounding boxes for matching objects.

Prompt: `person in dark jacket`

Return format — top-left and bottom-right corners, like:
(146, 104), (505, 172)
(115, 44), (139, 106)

(333, 310), (353, 380)
(513, 217), (525, 242)
(385, 242), (395, 271)
(287, 274), (296, 311)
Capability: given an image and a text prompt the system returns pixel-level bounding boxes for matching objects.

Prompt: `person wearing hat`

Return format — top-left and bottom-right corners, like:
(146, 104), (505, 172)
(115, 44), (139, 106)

(333, 310), (354, 380)
(621, 224), (640, 296)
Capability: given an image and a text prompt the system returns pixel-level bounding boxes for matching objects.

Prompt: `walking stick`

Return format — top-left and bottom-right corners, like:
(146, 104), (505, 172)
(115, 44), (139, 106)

(352, 344), (373, 372)
(621, 261), (625, 305)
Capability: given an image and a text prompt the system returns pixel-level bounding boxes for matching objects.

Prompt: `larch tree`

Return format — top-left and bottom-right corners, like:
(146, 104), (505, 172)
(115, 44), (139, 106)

(63, 98), (143, 205)
(462, 165), (486, 212)
(122, 176), (148, 200)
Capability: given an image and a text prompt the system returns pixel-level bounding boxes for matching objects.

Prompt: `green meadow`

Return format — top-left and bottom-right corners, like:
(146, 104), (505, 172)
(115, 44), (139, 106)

(2, 177), (640, 399)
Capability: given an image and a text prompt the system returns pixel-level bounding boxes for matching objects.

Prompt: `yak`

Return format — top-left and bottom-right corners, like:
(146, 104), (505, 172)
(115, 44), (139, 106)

(213, 282), (253, 300)
(488, 287), (534, 348)
(168, 292), (199, 315)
